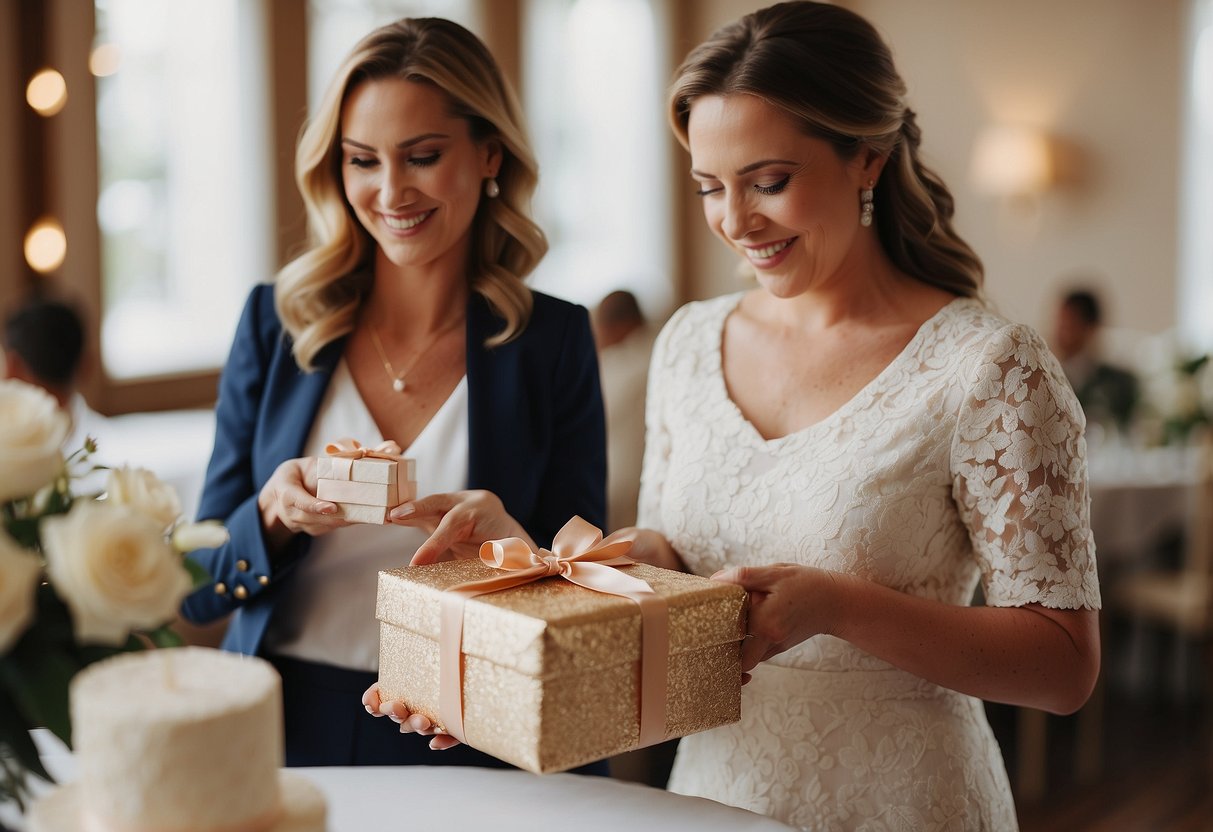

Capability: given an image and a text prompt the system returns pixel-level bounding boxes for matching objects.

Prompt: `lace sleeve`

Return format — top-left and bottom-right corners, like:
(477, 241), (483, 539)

(951, 324), (1102, 610)
(636, 305), (686, 530)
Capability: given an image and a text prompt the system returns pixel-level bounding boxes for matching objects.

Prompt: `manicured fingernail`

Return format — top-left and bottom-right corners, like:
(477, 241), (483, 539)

(364, 705), (376, 715)
(394, 504), (414, 518)
(378, 702), (395, 716)
(314, 502), (336, 514)
(408, 714), (430, 731)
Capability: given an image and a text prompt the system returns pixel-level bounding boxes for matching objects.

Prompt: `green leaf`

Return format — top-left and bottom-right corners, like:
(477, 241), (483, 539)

(146, 627), (185, 649)
(0, 651), (77, 747)
(2, 515), (41, 550)
(184, 557), (212, 589)
(0, 684), (53, 785)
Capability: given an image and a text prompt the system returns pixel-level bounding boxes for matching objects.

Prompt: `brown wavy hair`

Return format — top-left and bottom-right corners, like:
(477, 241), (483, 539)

(277, 17), (544, 370)
(668, 1), (984, 298)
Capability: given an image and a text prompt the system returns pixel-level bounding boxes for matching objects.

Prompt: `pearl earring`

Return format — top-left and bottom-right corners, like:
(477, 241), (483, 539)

(484, 178), (500, 198)
(860, 182), (874, 227)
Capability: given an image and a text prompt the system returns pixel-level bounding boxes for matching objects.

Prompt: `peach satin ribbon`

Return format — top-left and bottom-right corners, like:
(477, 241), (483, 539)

(322, 438), (403, 480)
(438, 516), (670, 750)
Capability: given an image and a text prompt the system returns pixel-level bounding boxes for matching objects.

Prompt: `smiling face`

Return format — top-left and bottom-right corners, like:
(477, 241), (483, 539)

(340, 77), (500, 275)
(687, 94), (882, 299)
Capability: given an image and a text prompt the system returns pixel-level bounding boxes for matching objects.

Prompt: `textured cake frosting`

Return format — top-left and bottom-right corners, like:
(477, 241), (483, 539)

(28, 647), (326, 832)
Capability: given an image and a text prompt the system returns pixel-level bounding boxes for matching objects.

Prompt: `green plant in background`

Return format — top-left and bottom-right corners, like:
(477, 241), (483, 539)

(1161, 353), (1210, 446)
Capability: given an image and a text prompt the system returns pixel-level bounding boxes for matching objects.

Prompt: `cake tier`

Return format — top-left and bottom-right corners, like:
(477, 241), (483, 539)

(69, 647), (285, 832)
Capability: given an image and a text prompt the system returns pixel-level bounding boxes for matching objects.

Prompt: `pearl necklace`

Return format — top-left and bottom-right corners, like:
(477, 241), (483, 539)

(367, 316), (463, 393)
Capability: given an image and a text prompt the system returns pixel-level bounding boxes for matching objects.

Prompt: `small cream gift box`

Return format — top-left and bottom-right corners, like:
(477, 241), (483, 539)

(375, 517), (747, 774)
(315, 438), (417, 524)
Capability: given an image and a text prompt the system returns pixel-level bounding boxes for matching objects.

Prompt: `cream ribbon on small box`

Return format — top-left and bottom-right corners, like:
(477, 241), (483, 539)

(438, 517), (670, 749)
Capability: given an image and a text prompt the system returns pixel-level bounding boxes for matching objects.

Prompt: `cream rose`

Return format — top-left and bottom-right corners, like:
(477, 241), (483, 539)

(105, 466), (182, 532)
(0, 379), (69, 502)
(0, 531), (41, 652)
(171, 520), (229, 552)
(42, 501), (191, 646)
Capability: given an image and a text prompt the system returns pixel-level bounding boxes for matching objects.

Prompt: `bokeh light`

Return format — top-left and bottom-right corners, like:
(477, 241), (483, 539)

(26, 68), (67, 116)
(24, 219), (68, 273)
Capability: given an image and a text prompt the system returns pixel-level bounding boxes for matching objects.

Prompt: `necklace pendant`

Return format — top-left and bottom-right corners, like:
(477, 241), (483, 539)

(392, 377), (406, 393)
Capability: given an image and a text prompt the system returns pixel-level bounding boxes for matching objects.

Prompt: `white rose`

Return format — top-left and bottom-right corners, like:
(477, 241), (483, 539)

(105, 466), (182, 532)
(42, 501), (191, 646)
(0, 379), (69, 502)
(0, 531), (41, 652)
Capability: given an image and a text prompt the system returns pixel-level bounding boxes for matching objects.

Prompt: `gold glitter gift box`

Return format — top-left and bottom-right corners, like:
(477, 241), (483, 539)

(375, 559), (747, 774)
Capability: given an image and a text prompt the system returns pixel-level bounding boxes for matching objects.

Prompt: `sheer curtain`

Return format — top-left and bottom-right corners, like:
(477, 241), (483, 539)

(1179, 0), (1213, 353)
(523, 0), (673, 319)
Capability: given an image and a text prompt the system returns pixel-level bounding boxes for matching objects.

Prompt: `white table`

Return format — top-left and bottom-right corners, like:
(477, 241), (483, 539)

(4, 731), (794, 831)
(1087, 442), (1204, 566)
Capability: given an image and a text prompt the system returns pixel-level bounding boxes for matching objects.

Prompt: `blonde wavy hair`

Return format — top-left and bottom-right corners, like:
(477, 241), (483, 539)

(668, 1), (984, 299)
(277, 17), (544, 370)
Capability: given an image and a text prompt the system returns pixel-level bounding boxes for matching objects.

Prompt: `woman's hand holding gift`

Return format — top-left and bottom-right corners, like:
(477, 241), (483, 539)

(712, 563), (842, 683)
(257, 456), (349, 549)
(361, 683), (461, 750)
(601, 527), (687, 573)
(393, 490), (534, 565)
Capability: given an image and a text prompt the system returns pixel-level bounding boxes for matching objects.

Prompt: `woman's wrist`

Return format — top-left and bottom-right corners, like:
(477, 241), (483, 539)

(637, 528), (686, 572)
(257, 489), (294, 552)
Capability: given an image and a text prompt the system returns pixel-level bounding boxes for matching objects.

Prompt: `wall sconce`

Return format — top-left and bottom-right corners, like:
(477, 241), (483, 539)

(969, 125), (1055, 197)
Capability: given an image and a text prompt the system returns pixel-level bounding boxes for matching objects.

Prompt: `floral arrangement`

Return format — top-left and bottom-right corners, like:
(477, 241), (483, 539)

(1137, 336), (1212, 446)
(0, 378), (224, 811)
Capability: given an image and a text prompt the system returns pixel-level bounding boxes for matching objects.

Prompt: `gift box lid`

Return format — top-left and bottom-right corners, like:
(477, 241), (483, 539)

(376, 561), (746, 679)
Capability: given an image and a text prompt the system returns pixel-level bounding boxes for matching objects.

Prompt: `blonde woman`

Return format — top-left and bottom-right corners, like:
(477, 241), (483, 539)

(180, 18), (607, 772)
(618, 2), (1101, 828)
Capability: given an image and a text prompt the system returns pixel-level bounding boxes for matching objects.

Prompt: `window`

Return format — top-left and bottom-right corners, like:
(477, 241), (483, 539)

(1180, 0), (1213, 351)
(523, 0), (673, 318)
(308, 0), (480, 114)
(94, 0), (272, 379)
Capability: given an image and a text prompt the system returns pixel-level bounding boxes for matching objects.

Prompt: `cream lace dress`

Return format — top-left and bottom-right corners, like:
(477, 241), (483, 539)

(640, 293), (1101, 832)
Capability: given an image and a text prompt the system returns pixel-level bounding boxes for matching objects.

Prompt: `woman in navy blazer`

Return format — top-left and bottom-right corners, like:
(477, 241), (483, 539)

(180, 18), (607, 771)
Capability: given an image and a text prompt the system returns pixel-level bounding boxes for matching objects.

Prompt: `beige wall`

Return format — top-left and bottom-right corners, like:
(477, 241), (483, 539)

(674, 0), (1185, 339)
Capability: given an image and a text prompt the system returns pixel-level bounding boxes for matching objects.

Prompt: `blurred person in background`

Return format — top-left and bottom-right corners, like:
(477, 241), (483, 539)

(1052, 286), (1140, 434)
(3, 296), (109, 454)
(592, 289), (653, 531)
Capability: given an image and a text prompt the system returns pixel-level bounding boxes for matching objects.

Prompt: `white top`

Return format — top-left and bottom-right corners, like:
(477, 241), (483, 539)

(641, 293), (1100, 830)
(263, 359), (469, 671)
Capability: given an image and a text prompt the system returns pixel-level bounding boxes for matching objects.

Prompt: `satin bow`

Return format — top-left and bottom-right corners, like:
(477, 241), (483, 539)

(438, 516), (670, 750)
(324, 437), (404, 461)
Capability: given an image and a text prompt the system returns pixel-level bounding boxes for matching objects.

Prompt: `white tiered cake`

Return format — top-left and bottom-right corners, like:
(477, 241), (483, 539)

(28, 647), (326, 832)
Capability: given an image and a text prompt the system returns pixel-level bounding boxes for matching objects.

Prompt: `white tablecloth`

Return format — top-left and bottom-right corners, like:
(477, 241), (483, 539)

(1087, 443), (1204, 566)
(5, 731), (794, 831)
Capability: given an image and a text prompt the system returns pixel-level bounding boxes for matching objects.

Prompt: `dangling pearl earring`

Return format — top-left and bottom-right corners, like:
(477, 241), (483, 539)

(860, 181), (875, 227)
(484, 178), (500, 198)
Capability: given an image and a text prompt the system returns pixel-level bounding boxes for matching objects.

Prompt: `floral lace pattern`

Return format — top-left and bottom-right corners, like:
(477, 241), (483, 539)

(639, 293), (1100, 831)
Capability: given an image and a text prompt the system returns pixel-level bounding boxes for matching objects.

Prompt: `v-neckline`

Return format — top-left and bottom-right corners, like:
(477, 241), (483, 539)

(334, 357), (468, 454)
(712, 293), (965, 448)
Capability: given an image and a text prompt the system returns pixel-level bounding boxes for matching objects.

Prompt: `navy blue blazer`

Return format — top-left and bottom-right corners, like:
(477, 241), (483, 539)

(180, 283), (606, 656)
